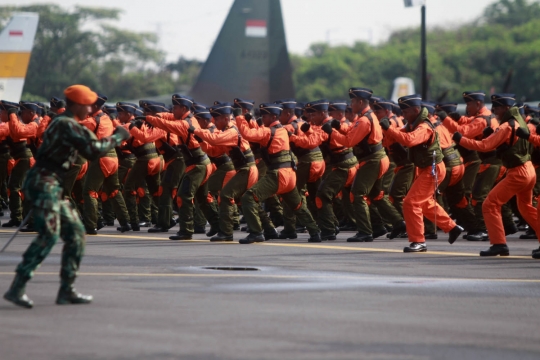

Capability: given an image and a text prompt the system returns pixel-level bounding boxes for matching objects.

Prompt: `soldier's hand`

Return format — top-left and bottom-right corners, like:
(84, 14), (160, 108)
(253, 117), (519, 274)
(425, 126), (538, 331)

(46, 111), (56, 118)
(436, 111), (448, 120)
(483, 127), (494, 138)
(233, 108), (242, 117)
(452, 132), (463, 144)
(516, 127), (530, 140)
(331, 119), (341, 130)
(244, 113), (252, 121)
(449, 112), (461, 121)
(7, 107), (18, 115)
(194, 134), (203, 142)
(379, 118), (391, 131)
(188, 125), (196, 134)
(321, 122), (333, 135)
(287, 131), (293, 137)
(256, 118), (263, 126)
(301, 115), (308, 121)
(300, 122), (310, 133)
(129, 120), (138, 130)
(113, 126), (130, 141)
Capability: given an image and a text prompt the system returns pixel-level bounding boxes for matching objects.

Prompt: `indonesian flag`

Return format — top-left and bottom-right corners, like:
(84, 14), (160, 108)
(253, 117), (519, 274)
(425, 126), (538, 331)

(245, 20), (267, 38)
(9, 30), (23, 37)
(404, 0), (425, 7)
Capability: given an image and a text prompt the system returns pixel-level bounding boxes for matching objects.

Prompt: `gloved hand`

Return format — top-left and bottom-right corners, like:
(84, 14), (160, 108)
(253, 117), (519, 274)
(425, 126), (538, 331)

(436, 111), (448, 120)
(188, 125), (196, 134)
(483, 127), (494, 138)
(113, 126), (130, 141)
(244, 113), (252, 121)
(300, 122), (310, 133)
(194, 135), (203, 142)
(331, 119), (341, 130)
(287, 131), (293, 137)
(379, 118), (390, 131)
(128, 120), (138, 130)
(7, 107), (18, 115)
(321, 122), (333, 135)
(516, 127), (530, 140)
(256, 118), (263, 127)
(452, 132), (463, 144)
(233, 108), (242, 117)
(449, 112), (461, 121)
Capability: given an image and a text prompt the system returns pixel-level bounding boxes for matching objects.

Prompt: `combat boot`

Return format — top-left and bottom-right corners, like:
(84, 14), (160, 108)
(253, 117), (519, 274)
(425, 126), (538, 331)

(3, 274), (33, 308)
(388, 221), (406, 239)
(403, 242), (427, 253)
(148, 226), (168, 233)
(346, 233), (373, 242)
(448, 225), (464, 244)
(210, 232), (234, 242)
(278, 230), (297, 239)
(307, 233), (322, 243)
(169, 232), (192, 240)
(239, 233), (265, 244)
(116, 223), (132, 233)
(2, 219), (21, 228)
(206, 227), (219, 237)
(479, 244), (509, 257)
(264, 228), (279, 240)
(131, 223), (140, 231)
(56, 279), (92, 305)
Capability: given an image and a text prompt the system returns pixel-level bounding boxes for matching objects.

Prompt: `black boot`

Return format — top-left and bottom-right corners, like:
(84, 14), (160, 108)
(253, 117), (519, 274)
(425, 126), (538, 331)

(194, 225), (206, 234)
(346, 233), (373, 242)
(424, 233), (437, 240)
(479, 244), (509, 257)
(278, 230), (297, 239)
(131, 223), (140, 231)
(388, 221), (406, 239)
(320, 231), (336, 241)
(56, 280), (92, 305)
(531, 246), (540, 256)
(206, 227), (219, 237)
(264, 228), (279, 240)
(116, 224), (132, 233)
(308, 233), (322, 243)
(104, 220), (115, 226)
(448, 225), (464, 244)
(239, 233), (265, 244)
(3, 274), (33, 309)
(210, 232), (234, 242)
(138, 221), (152, 227)
(169, 232), (192, 240)
(86, 228), (98, 235)
(372, 226), (387, 239)
(466, 230), (487, 241)
(2, 219), (21, 228)
(148, 226), (168, 233)
(504, 223), (518, 236)
(295, 226), (307, 233)
(96, 219), (105, 230)
(403, 242), (427, 253)
(19, 224), (36, 233)
(520, 229), (537, 239)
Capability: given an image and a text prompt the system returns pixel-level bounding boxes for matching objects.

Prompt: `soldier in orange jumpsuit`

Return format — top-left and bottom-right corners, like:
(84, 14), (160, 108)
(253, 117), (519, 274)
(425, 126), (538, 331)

(79, 94), (131, 234)
(455, 94), (538, 257)
(382, 95), (463, 253)
(0, 101), (16, 220)
(328, 88), (406, 242)
(144, 96), (220, 240)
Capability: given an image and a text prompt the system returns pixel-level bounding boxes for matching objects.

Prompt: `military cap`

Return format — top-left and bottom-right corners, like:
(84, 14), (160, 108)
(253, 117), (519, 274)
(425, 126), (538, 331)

(524, 104), (540, 115)
(259, 103), (282, 115)
(139, 100), (168, 113)
(391, 101), (401, 115)
(94, 93), (108, 107)
(103, 105), (117, 116)
(345, 105), (353, 113)
(294, 102), (305, 118)
(348, 87), (373, 100)
(462, 91), (485, 103)
(274, 99), (296, 109)
(64, 85), (98, 105)
(191, 102), (208, 112)
(209, 103), (233, 117)
(36, 102), (46, 116)
(369, 96), (382, 104)
(134, 107), (145, 117)
(329, 101), (348, 112)
(172, 94), (194, 108)
(234, 98), (255, 110)
(398, 95), (422, 109)
(50, 97), (66, 109)
(304, 99), (329, 113)
(437, 103), (458, 113)
(0, 100), (18, 111)
(372, 98), (393, 111)
(491, 93), (515, 107)
(116, 102), (139, 114)
(19, 101), (39, 112)
(421, 101), (436, 115)
(194, 107), (212, 120)
(213, 101), (224, 105)
(516, 102), (525, 115)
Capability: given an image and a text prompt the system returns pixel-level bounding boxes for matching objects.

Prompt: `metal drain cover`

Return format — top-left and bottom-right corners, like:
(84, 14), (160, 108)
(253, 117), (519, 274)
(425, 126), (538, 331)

(203, 267), (260, 271)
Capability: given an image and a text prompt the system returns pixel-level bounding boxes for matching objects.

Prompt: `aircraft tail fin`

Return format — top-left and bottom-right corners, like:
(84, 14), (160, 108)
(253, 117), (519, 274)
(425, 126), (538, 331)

(390, 77), (416, 102)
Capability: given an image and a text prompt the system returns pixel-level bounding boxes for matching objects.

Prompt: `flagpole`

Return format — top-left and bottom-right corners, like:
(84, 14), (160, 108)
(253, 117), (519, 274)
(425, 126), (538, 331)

(421, 2), (427, 99)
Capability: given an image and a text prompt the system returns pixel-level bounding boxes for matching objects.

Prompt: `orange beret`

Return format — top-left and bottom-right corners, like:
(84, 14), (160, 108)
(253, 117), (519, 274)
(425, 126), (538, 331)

(63, 85), (98, 105)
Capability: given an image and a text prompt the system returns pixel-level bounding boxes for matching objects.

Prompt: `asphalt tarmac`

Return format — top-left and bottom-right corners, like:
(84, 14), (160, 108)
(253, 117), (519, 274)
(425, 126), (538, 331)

(1, 222), (540, 360)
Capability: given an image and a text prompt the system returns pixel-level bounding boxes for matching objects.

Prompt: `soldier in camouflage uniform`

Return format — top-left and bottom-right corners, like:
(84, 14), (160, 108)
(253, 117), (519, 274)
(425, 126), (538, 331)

(3, 85), (130, 309)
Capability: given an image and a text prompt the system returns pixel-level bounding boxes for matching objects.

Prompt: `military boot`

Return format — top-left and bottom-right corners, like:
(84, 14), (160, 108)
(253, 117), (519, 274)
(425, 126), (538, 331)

(56, 279), (93, 305)
(4, 274), (33, 308)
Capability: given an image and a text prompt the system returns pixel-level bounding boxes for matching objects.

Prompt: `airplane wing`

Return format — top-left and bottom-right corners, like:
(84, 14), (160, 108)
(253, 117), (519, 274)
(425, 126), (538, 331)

(0, 12), (39, 102)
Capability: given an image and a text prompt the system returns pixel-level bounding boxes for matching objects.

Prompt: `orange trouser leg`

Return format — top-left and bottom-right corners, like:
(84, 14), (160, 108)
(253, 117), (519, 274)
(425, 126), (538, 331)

(403, 162), (456, 243)
(484, 162), (537, 245)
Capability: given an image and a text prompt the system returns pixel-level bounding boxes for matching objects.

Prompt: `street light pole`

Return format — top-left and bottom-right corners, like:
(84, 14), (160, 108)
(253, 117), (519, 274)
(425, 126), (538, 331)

(420, 4), (427, 99)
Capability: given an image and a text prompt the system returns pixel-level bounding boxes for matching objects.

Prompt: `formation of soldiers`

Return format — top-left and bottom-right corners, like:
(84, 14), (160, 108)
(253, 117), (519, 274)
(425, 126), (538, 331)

(2, 87), (540, 258)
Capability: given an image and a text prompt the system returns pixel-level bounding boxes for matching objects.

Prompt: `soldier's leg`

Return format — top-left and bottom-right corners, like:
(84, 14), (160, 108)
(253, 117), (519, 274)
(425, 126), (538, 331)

(138, 189), (152, 224)
(176, 164), (207, 235)
(155, 158), (184, 230)
(82, 161), (105, 232)
(124, 160), (148, 226)
(462, 160), (481, 197)
(315, 167), (349, 237)
(101, 198), (115, 225)
(350, 159), (382, 237)
(281, 187), (320, 238)
(471, 164), (501, 233)
(102, 171), (130, 227)
(389, 163), (415, 216)
(194, 180), (220, 232)
(281, 161), (310, 235)
(193, 201), (207, 232)
(241, 170), (280, 235)
(6, 158), (30, 224)
(0, 152), (10, 209)
(146, 172), (161, 224)
(219, 167), (252, 237)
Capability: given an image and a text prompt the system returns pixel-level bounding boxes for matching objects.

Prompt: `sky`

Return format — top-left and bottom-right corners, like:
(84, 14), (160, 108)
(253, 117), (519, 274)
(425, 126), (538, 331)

(12, 0), (499, 62)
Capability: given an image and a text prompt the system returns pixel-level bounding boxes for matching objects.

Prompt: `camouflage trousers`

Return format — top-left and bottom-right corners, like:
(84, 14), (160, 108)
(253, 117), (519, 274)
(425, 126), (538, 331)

(16, 167), (85, 287)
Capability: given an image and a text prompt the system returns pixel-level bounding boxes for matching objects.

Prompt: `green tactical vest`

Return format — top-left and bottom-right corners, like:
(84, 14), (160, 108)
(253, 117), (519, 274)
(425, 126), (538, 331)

(496, 107), (531, 169)
(407, 108), (444, 169)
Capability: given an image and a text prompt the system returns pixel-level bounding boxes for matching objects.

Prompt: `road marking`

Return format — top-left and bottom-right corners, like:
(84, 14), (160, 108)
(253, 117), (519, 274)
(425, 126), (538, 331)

(0, 230), (534, 259)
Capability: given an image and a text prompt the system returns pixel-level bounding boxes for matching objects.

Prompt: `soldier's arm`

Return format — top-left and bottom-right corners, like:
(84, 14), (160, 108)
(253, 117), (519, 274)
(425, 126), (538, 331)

(36, 115), (51, 139)
(0, 123), (9, 139)
(290, 129), (324, 148)
(8, 113), (38, 138)
(442, 117), (485, 138)
(129, 124), (167, 142)
(194, 128), (238, 147)
(386, 123), (432, 147)
(146, 115), (188, 140)
(64, 119), (125, 161)
(331, 117), (371, 147)
(236, 116), (270, 143)
(458, 123), (511, 151)
(78, 117), (97, 132)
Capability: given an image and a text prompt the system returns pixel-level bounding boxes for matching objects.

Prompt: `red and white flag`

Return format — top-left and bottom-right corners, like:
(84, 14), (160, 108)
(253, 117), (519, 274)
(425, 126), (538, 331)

(245, 20), (267, 38)
(9, 30), (23, 37)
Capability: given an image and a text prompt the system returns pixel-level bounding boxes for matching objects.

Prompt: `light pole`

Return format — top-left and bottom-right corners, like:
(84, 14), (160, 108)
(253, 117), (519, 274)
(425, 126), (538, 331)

(404, 0), (427, 99)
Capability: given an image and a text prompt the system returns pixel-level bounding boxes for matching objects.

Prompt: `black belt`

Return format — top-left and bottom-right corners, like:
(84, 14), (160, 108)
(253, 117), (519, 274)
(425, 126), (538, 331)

(294, 146), (321, 158)
(185, 154), (209, 166)
(0, 147), (9, 154)
(132, 147), (157, 158)
(443, 152), (459, 164)
(210, 155), (231, 167)
(479, 150), (497, 159)
(330, 151), (354, 164)
(270, 162), (293, 170)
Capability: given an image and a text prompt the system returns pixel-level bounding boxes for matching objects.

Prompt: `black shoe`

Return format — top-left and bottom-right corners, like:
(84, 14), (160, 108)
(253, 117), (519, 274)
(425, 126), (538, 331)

(239, 216), (246, 224)
(239, 233), (265, 244)
(278, 230), (297, 239)
(373, 226), (388, 239)
(3, 275), (32, 309)
(148, 226), (168, 233)
(480, 244), (509, 257)
(347, 233), (374, 242)
(194, 226), (206, 234)
(241, 226), (248, 232)
(169, 232), (192, 240)
(169, 218), (178, 229)
(308, 233), (322, 243)
(516, 220), (529, 232)
(131, 223), (140, 231)
(466, 231), (487, 241)
(424, 233), (438, 240)
(388, 221), (406, 239)
(0, 200), (7, 209)
(104, 221), (115, 226)
(2, 219), (21, 228)
(264, 228), (279, 240)
(296, 226), (307, 233)
(504, 224), (518, 236)
(403, 242), (427, 253)
(448, 225), (464, 244)
(320, 231), (336, 241)
(339, 224), (356, 231)
(96, 219), (105, 230)
(138, 221), (152, 227)
(206, 228), (219, 237)
(335, 226), (341, 235)
(116, 224), (132, 233)
(210, 232), (234, 242)
(0, 210), (3, 216)
(533, 252), (540, 259)
(56, 288), (93, 305)
(19, 225), (36, 233)
(520, 229), (537, 239)
(86, 228), (98, 235)
(233, 224), (240, 230)
(531, 246), (540, 255)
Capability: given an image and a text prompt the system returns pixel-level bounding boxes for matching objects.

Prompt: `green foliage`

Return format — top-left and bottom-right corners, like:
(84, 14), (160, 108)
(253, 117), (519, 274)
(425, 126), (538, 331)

(292, 0), (540, 103)
(0, 4), (202, 101)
